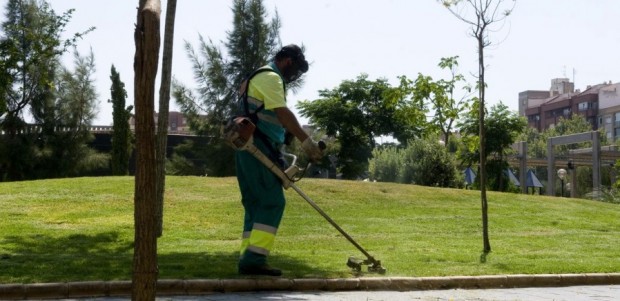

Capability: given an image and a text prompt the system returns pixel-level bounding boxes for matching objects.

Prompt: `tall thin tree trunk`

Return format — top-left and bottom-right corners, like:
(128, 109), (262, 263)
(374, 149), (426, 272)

(132, 0), (161, 300)
(478, 36), (491, 255)
(441, 0), (514, 260)
(155, 0), (178, 238)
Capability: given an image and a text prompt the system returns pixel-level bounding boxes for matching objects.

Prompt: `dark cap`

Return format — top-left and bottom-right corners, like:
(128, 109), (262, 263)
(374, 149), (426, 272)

(276, 44), (304, 59)
(276, 44), (308, 73)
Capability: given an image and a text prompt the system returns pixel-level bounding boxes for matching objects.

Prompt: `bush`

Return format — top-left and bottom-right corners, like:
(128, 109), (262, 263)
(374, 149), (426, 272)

(369, 146), (402, 182)
(402, 138), (459, 187)
(369, 137), (460, 188)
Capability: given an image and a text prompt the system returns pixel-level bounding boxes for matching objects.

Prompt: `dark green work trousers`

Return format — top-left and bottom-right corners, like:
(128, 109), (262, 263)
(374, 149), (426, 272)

(235, 138), (285, 268)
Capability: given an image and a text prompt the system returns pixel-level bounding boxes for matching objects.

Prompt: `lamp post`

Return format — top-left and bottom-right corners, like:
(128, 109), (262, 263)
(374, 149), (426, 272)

(557, 168), (567, 197)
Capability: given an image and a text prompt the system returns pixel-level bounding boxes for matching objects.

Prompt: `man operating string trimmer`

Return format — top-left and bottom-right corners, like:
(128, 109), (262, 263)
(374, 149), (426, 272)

(234, 45), (323, 276)
(226, 44), (386, 277)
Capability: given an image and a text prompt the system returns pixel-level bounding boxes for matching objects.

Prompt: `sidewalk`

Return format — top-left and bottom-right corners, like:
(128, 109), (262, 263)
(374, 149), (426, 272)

(95, 285), (619, 301)
(1, 273), (619, 300)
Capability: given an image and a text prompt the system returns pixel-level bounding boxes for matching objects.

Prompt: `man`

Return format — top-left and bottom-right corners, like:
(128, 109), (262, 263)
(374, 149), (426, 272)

(236, 44), (323, 276)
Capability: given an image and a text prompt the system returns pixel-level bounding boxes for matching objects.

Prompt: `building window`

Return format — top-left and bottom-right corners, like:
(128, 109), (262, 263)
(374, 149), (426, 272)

(563, 108), (571, 116)
(578, 102), (589, 111)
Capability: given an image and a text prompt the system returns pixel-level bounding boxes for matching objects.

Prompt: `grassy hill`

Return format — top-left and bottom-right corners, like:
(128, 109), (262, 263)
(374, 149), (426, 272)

(0, 176), (619, 284)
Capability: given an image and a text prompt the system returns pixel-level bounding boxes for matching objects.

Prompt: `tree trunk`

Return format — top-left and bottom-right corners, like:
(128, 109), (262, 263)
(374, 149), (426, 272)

(155, 0), (177, 238)
(132, 0), (161, 300)
(477, 35), (491, 255)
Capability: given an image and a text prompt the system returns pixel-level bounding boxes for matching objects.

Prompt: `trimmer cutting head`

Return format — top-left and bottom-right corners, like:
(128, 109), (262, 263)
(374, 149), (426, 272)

(347, 256), (387, 274)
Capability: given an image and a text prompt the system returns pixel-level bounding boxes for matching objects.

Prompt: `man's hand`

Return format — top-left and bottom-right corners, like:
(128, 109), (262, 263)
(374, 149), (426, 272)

(301, 138), (323, 162)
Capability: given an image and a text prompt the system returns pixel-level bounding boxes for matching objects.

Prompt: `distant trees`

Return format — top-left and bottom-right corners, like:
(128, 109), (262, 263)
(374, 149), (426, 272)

(38, 48), (106, 178)
(0, 0), (96, 181)
(520, 114), (607, 197)
(298, 74), (427, 179)
(460, 102), (526, 191)
(369, 136), (460, 187)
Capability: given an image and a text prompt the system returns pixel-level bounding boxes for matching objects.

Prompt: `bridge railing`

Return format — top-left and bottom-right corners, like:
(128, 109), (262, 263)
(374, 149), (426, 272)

(1, 125), (195, 136)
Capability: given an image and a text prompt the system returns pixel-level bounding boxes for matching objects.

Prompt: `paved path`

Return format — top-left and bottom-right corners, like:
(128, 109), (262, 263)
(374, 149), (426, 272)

(55, 285), (620, 301)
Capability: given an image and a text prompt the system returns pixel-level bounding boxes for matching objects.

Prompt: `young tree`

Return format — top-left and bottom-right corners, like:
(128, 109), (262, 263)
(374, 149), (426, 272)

(132, 0), (160, 299)
(440, 0), (516, 256)
(109, 65), (133, 176)
(155, 0), (177, 237)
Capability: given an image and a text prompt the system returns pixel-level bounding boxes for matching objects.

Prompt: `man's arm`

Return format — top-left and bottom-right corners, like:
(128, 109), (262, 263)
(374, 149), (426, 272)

(274, 107), (309, 143)
(275, 106), (322, 162)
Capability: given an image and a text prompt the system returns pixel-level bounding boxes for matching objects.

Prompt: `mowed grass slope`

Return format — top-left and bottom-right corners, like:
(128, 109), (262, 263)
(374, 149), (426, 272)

(0, 176), (619, 283)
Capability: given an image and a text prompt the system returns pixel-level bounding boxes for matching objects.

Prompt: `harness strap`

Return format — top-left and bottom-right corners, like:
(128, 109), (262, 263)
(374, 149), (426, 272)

(241, 67), (287, 167)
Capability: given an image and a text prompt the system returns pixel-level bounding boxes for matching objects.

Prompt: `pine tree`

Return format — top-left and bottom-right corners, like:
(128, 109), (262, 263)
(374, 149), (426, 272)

(173, 0), (282, 136)
(171, 0), (282, 176)
(109, 65), (133, 175)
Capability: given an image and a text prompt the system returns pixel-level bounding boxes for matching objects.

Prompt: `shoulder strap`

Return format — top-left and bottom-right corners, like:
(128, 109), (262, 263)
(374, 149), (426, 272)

(242, 68), (275, 116)
(241, 67), (285, 159)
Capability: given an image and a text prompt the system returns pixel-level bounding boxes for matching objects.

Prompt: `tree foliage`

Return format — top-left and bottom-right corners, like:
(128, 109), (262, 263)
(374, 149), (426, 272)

(0, 0), (98, 181)
(519, 114), (607, 197)
(171, 0), (282, 177)
(298, 74), (427, 179)
(460, 102), (526, 162)
(520, 114), (599, 159)
(369, 136), (461, 187)
(0, 0), (96, 181)
(413, 56), (472, 146)
(109, 65), (133, 175)
(173, 0), (281, 136)
(460, 102), (526, 191)
(1, 0), (93, 126)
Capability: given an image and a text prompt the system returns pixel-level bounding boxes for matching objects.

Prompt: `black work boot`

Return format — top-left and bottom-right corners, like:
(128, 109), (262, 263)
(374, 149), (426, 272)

(238, 264), (282, 276)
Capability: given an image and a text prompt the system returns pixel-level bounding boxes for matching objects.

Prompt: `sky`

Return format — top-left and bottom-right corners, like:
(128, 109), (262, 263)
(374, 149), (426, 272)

(2, 0), (619, 126)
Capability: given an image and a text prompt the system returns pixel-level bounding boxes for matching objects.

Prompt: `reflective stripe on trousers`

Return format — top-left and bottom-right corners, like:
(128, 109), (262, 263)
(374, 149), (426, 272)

(235, 138), (286, 266)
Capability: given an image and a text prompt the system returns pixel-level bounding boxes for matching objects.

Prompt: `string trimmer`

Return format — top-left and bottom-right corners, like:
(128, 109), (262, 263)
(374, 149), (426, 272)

(222, 117), (386, 274)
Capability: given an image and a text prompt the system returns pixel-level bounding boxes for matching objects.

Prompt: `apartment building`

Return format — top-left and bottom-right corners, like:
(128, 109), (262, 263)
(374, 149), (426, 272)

(597, 83), (620, 141)
(520, 78), (618, 139)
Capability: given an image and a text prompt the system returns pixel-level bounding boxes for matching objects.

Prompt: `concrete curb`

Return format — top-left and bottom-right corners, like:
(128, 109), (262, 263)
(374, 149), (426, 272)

(0, 273), (619, 299)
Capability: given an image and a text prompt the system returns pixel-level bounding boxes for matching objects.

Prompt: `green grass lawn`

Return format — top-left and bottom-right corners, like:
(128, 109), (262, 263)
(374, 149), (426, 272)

(1, 176), (619, 284)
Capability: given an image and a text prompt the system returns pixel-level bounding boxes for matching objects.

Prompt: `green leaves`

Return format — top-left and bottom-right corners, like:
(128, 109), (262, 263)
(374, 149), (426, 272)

(412, 56), (472, 146)
(460, 102), (526, 163)
(174, 0), (282, 137)
(298, 74), (428, 179)
(0, 0), (97, 180)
